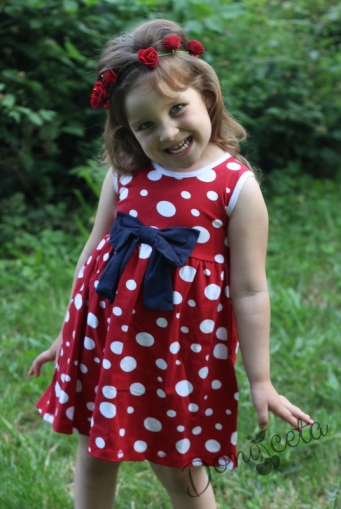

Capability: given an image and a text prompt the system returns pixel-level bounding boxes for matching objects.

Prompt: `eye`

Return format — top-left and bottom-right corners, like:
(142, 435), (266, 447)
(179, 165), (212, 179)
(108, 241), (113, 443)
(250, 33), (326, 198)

(170, 103), (184, 114)
(138, 121), (153, 131)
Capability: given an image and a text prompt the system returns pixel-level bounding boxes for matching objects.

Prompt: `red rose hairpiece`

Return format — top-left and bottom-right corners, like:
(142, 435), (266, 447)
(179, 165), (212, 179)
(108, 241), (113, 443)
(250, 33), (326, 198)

(90, 37), (205, 109)
(163, 35), (182, 51)
(187, 40), (205, 57)
(137, 47), (159, 67)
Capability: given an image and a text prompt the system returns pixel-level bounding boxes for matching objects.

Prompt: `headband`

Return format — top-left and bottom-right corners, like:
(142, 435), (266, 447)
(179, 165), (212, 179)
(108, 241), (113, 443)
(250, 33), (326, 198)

(90, 35), (205, 110)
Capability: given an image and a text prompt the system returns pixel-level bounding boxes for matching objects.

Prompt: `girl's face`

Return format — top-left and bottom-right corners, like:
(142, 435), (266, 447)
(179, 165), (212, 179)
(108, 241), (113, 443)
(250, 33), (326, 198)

(124, 82), (223, 172)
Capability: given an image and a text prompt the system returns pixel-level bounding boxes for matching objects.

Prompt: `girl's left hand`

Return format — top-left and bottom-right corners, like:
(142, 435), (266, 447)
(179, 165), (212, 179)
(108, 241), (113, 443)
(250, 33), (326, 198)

(250, 380), (314, 430)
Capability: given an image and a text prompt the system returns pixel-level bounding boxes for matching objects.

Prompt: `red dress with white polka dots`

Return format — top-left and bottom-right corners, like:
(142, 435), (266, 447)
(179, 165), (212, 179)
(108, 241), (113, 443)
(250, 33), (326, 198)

(36, 152), (254, 470)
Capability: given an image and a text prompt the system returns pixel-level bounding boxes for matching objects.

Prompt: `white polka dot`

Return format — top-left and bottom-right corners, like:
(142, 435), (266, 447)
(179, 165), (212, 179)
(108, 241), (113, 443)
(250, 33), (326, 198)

(207, 191), (218, 201)
(127, 406), (134, 414)
(147, 169), (162, 181)
(167, 410), (177, 417)
(119, 428), (125, 436)
(76, 380), (82, 392)
(188, 403), (199, 412)
(110, 341), (123, 354)
(205, 439), (221, 452)
(130, 383), (145, 396)
(158, 451), (166, 457)
(200, 319), (215, 333)
(113, 307), (122, 316)
(216, 327), (228, 340)
(176, 313), (180, 318)
(173, 291), (183, 304)
(120, 356), (137, 372)
(197, 169), (216, 182)
(181, 326), (189, 333)
(215, 423), (223, 430)
(103, 253), (110, 262)
(157, 376), (163, 382)
(120, 175), (133, 185)
(179, 266), (197, 282)
(156, 318), (168, 328)
(119, 187), (128, 200)
(205, 408), (213, 416)
(175, 360), (181, 365)
(193, 226), (210, 243)
(94, 280), (99, 289)
(139, 244), (153, 259)
(157, 389), (166, 398)
(191, 344), (201, 353)
(77, 266), (84, 279)
(226, 187), (231, 193)
(97, 239), (105, 250)
(156, 201), (176, 217)
(212, 219), (223, 228)
(181, 191), (191, 199)
(192, 426), (202, 435)
(175, 380), (193, 397)
(102, 386), (117, 399)
(126, 279), (137, 290)
(224, 237), (229, 247)
(220, 271), (224, 280)
(95, 437), (105, 449)
(74, 294), (82, 310)
(66, 407), (74, 420)
(225, 286), (230, 297)
(87, 313), (98, 328)
(227, 162), (241, 170)
(177, 425), (185, 432)
(79, 364), (88, 373)
(117, 450), (124, 458)
(94, 357), (100, 363)
(192, 458), (203, 466)
(121, 325), (128, 332)
(134, 440), (147, 452)
(84, 336), (95, 350)
(144, 417), (162, 432)
(87, 402), (95, 411)
(188, 300), (196, 307)
(170, 342), (180, 354)
(176, 438), (190, 454)
(140, 189), (148, 196)
(212, 380), (222, 389)
(136, 332), (154, 347)
(199, 367), (209, 379)
(129, 210), (138, 217)
(103, 359), (111, 369)
(231, 431), (237, 445)
(204, 284), (221, 300)
(99, 300), (106, 308)
(213, 344), (228, 359)
(234, 392), (239, 400)
(217, 303), (223, 312)
(156, 359), (167, 370)
(226, 409), (232, 415)
(43, 413), (54, 423)
(99, 402), (116, 418)
(191, 209), (200, 216)
(203, 269), (211, 276)
(215, 254), (224, 263)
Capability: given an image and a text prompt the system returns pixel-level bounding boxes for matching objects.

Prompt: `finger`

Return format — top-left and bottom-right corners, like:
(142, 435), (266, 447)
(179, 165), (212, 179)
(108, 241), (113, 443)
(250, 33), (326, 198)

(278, 397), (314, 425)
(255, 403), (269, 429)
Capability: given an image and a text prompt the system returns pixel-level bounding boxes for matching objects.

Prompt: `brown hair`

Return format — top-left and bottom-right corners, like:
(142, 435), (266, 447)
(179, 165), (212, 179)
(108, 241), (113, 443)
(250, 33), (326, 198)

(96, 19), (252, 175)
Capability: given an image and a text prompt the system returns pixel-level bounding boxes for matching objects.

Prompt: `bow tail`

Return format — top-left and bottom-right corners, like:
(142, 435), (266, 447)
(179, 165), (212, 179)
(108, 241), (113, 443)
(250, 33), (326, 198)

(144, 252), (174, 311)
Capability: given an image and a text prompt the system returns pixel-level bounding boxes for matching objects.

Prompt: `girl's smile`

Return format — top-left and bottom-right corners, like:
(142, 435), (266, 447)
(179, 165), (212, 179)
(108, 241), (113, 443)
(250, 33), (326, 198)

(125, 84), (225, 172)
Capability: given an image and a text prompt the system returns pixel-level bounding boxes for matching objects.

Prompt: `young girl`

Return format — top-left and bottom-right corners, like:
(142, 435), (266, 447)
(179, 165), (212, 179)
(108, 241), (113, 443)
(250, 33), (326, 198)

(29, 18), (313, 509)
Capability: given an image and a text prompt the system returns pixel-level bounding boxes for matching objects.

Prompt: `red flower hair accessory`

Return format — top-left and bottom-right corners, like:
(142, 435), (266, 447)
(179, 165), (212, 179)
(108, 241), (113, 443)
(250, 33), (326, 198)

(90, 81), (108, 109)
(188, 40), (205, 57)
(163, 35), (182, 51)
(137, 47), (159, 67)
(102, 69), (118, 87)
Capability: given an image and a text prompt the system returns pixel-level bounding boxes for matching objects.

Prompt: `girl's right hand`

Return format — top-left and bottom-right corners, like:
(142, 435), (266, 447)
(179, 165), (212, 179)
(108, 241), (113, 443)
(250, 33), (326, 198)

(28, 332), (63, 378)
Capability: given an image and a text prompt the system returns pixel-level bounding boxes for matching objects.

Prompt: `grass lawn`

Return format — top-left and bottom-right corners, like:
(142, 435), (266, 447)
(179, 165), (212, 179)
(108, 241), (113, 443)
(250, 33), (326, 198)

(1, 168), (340, 508)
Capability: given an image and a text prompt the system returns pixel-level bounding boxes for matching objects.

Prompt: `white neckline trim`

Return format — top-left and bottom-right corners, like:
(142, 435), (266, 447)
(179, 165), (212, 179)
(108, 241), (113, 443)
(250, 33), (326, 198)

(151, 152), (232, 178)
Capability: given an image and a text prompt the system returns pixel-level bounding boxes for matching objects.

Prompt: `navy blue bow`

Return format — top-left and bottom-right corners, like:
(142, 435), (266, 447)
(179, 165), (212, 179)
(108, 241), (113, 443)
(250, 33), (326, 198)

(95, 212), (199, 311)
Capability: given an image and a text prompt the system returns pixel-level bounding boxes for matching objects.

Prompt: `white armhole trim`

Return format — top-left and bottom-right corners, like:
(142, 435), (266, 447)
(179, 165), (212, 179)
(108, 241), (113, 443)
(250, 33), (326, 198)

(226, 171), (255, 217)
(113, 171), (119, 194)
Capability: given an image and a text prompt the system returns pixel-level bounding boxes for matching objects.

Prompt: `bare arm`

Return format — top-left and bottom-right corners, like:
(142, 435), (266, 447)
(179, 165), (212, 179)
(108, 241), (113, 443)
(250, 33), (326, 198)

(228, 177), (313, 429)
(28, 168), (118, 377)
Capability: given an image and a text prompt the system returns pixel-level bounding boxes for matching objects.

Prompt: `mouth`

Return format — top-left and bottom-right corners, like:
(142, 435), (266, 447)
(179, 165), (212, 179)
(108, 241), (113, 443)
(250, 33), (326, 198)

(165, 136), (192, 155)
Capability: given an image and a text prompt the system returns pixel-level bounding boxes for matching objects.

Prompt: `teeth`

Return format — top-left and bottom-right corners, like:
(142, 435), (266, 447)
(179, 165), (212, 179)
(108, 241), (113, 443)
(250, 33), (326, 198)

(167, 137), (190, 154)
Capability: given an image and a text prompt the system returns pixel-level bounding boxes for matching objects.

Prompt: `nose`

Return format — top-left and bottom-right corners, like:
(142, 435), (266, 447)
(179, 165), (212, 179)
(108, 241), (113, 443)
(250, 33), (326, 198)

(159, 122), (179, 143)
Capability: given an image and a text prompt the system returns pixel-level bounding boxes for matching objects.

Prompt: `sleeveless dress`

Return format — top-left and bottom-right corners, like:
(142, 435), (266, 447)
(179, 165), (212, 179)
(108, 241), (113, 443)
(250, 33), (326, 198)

(36, 152), (254, 470)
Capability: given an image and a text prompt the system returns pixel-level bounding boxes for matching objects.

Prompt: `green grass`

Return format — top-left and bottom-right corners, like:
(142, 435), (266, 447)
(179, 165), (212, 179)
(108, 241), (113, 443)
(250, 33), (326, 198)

(1, 168), (340, 508)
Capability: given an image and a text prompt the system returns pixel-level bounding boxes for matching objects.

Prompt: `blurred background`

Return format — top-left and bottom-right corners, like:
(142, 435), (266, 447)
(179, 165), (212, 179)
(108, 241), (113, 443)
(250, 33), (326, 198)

(1, 1), (340, 508)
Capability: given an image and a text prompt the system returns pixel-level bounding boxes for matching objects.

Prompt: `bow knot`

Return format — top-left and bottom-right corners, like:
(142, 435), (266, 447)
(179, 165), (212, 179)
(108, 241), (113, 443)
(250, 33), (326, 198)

(96, 212), (199, 310)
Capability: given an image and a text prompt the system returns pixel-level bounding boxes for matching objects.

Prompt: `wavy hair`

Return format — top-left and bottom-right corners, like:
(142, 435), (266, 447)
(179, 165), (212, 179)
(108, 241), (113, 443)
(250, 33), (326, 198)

(96, 19), (252, 175)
